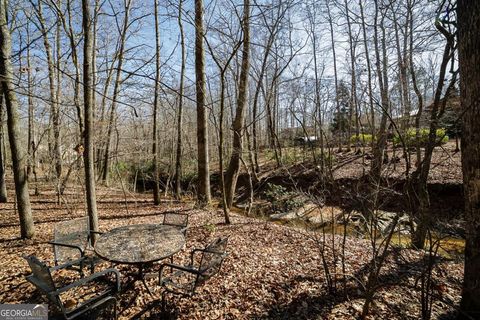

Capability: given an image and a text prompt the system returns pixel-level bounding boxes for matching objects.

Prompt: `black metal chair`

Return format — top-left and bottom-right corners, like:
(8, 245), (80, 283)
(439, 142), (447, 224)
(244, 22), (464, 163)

(158, 237), (228, 312)
(49, 217), (103, 276)
(24, 255), (120, 320)
(161, 212), (189, 236)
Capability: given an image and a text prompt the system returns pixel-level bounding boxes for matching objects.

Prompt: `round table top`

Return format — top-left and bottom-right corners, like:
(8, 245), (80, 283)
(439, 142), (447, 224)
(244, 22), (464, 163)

(94, 224), (185, 264)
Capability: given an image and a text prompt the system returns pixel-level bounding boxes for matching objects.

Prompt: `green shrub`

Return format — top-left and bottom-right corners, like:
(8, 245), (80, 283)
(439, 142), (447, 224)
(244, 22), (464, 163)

(393, 128), (449, 147)
(264, 183), (305, 213)
(350, 133), (374, 145)
(264, 183), (288, 201)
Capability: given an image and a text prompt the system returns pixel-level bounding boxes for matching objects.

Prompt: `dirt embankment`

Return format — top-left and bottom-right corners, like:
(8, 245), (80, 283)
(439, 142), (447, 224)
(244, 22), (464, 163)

(236, 142), (464, 220)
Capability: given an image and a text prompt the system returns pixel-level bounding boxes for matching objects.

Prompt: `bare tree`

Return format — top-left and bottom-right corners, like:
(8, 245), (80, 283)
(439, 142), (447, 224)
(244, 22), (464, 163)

(101, 0), (132, 183)
(0, 0), (35, 238)
(82, 0), (99, 237)
(408, 3), (456, 249)
(30, 0), (62, 200)
(326, 0), (341, 151)
(194, 0), (211, 205)
(370, 0), (390, 182)
(224, 0), (250, 212)
(152, 0), (161, 204)
(174, 0), (186, 199)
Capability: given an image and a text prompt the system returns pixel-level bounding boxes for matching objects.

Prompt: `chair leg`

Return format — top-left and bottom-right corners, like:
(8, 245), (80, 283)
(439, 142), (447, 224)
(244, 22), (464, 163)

(79, 260), (85, 278)
(90, 259), (95, 274)
(161, 291), (166, 313)
(113, 300), (118, 320)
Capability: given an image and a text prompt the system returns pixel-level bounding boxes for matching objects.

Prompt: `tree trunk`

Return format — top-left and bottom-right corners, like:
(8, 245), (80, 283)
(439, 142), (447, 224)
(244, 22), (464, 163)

(344, 0), (358, 151)
(250, 3), (288, 174)
(458, 1), (480, 318)
(194, 0), (211, 205)
(0, 95), (7, 203)
(82, 0), (99, 238)
(55, 0), (63, 200)
(410, 16), (456, 249)
(326, 0), (341, 151)
(35, 0), (62, 199)
(0, 0), (34, 238)
(174, 0), (185, 199)
(67, 0), (83, 134)
(101, 0), (131, 183)
(358, 0), (375, 147)
(224, 0), (249, 211)
(370, 0), (389, 182)
(152, 0), (161, 204)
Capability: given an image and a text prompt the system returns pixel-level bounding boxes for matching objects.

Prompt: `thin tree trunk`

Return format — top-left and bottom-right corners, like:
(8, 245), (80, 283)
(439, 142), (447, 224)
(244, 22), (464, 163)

(82, 0), (99, 238)
(152, 0), (161, 204)
(224, 0), (250, 211)
(326, 0), (341, 151)
(344, 0), (358, 151)
(55, 0), (63, 201)
(0, 95), (7, 203)
(407, 0), (424, 169)
(174, 0), (185, 199)
(410, 17), (456, 249)
(95, 56), (116, 177)
(65, 0), (83, 134)
(101, 0), (131, 183)
(371, 0), (389, 182)
(26, 20), (34, 181)
(251, 3), (288, 173)
(359, 0), (375, 147)
(194, 0), (211, 205)
(308, 6), (324, 173)
(34, 0), (62, 199)
(0, 0), (34, 238)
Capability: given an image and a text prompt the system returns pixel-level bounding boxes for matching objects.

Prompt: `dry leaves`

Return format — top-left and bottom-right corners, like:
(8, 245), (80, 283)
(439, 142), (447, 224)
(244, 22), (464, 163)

(0, 183), (463, 319)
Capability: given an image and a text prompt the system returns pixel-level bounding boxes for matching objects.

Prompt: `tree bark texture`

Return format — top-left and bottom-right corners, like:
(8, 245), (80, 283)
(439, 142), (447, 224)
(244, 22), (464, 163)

(458, 1), (480, 318)
(82, 0), (99, 236)
(0, 0), (34, 238)
(0, 95), (7, 202)
(174, 0), (185, 199)
(194, 0), (211, 205)
(224, 0), (250, 211)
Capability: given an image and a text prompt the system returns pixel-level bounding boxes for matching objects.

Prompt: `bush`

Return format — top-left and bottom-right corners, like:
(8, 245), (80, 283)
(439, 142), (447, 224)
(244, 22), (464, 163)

(393, 128), (449, 147)
(264, 183), (305, 213)
(350, 133), (374, 145)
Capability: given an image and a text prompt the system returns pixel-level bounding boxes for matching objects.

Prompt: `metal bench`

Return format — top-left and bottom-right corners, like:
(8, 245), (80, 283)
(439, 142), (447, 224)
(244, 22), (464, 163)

(24, 255), (120, 320)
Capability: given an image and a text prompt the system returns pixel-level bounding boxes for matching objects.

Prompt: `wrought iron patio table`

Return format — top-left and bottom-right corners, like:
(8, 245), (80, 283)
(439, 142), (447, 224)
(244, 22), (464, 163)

(94, 224), (185, 295)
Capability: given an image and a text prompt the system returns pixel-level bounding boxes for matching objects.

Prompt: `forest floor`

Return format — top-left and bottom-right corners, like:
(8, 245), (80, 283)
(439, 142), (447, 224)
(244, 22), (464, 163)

(0, 180), (464, 319)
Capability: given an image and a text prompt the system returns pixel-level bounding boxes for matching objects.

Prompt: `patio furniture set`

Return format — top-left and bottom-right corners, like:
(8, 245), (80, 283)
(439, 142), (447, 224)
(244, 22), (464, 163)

(23, 213), (228, 319)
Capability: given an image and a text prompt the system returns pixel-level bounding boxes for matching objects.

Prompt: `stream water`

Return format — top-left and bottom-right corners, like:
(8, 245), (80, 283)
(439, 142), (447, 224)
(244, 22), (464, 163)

(233, 204), (465, 259)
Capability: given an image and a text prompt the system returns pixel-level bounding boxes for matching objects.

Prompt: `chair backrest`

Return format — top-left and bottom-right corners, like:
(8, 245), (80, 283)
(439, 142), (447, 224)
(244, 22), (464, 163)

(196, 237), (228, 285)
(54, 217), (90, 263)
(24, 256), (56, 293)
(162, 212), (188, 229)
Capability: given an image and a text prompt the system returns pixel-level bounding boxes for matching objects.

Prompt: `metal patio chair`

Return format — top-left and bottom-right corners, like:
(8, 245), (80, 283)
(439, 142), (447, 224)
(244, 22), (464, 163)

(161, 212), (189, 236)
(158, 237), (228, 312)
(24, 255), (120, 320)
(49, 217), (103, 276)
